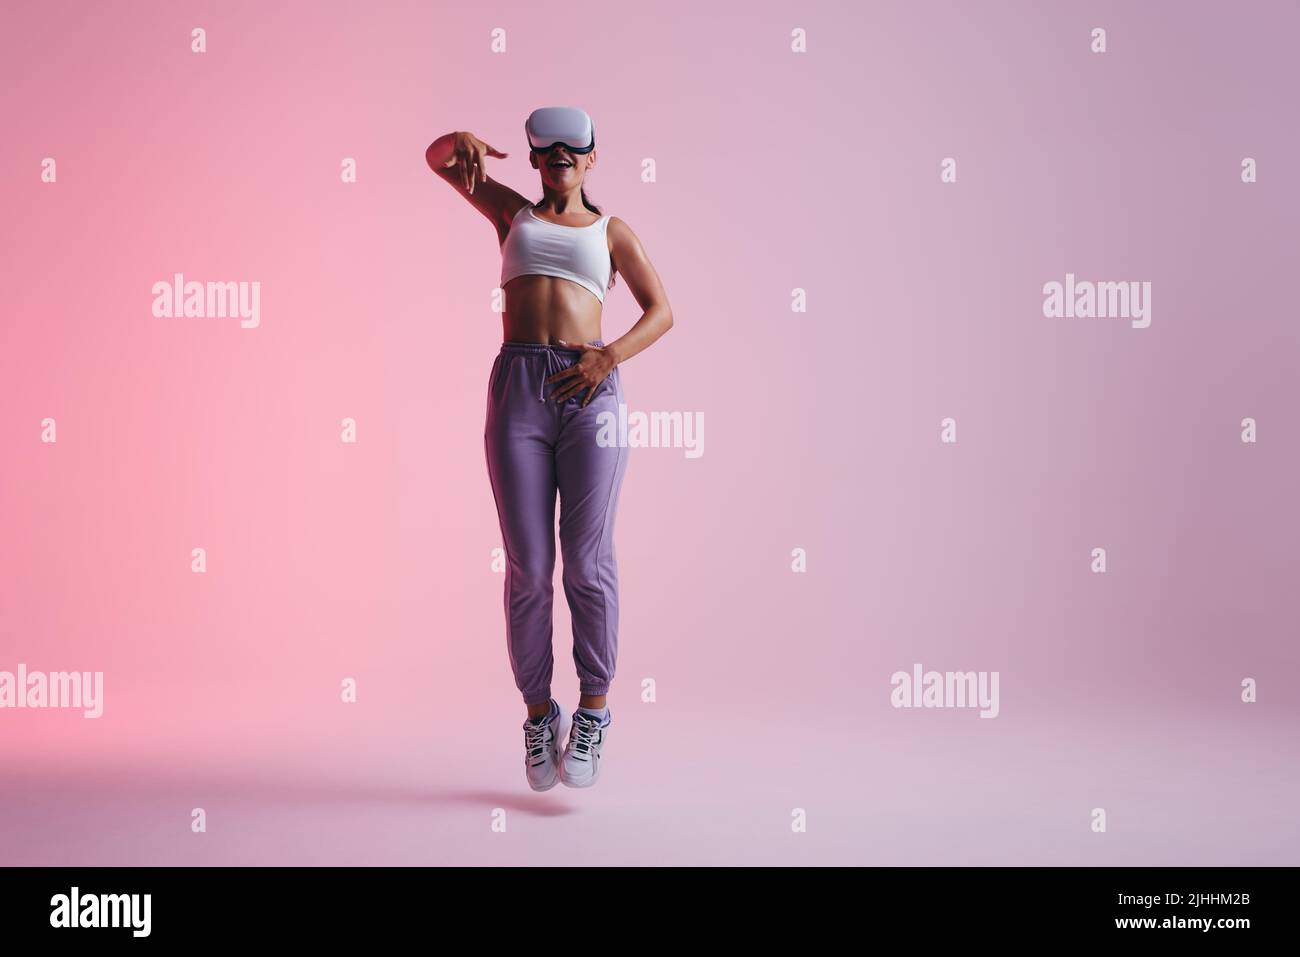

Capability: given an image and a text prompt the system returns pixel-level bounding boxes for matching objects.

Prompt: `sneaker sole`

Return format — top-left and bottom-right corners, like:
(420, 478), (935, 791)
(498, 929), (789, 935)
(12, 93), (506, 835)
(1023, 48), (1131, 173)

(560, 765), (599, 788)
(529, 774), (560, 792)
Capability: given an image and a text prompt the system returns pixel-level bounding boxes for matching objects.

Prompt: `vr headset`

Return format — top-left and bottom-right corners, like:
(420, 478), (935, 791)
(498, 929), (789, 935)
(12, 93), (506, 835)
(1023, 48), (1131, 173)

(525, 106), (596, 154)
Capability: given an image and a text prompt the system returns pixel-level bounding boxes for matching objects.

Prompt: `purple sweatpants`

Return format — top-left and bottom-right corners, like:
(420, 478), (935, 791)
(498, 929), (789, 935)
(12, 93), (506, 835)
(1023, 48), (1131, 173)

(484, 340), (629, 706)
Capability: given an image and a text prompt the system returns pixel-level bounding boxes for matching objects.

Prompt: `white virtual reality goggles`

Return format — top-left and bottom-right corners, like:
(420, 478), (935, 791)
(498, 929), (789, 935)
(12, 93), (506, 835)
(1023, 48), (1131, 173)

(525, 106), (596, 154)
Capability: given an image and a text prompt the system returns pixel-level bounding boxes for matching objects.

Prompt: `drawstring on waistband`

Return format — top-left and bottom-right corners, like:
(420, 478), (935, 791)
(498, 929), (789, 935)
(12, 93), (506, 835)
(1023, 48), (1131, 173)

(497, 341), (605, 404)
(538, 348), (559, 402)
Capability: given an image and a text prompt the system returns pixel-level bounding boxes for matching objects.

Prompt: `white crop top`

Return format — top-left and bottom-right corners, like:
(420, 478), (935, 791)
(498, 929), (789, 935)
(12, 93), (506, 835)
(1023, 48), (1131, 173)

(500, 204), (613, 303)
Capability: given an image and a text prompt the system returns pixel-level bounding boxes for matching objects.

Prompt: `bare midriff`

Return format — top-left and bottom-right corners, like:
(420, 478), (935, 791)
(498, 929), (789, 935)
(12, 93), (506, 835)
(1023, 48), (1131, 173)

(501, 274), (604, 345)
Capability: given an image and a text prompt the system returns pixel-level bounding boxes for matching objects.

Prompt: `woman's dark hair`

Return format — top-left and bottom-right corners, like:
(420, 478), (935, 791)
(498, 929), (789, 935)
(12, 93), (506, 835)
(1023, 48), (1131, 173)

(531, 187), (617, 293)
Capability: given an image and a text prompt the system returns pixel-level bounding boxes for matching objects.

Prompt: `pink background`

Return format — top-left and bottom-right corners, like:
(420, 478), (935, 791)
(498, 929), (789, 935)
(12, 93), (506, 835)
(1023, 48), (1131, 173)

(2, 0), (1297, 865)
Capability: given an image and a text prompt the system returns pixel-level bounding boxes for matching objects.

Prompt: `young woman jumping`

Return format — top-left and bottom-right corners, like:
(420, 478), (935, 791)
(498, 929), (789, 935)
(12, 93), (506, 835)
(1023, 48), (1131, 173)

(425, 107), (673, 790)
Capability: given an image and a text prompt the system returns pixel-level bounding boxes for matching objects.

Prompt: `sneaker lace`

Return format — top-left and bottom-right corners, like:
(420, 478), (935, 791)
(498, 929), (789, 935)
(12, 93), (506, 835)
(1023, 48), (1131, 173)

(568, 714), (602, 755)
(524, 720), (551, 758)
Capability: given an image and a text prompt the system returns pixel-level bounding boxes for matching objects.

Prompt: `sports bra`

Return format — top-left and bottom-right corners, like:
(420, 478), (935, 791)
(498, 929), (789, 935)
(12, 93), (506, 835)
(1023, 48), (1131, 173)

(500, 204), (613, 303)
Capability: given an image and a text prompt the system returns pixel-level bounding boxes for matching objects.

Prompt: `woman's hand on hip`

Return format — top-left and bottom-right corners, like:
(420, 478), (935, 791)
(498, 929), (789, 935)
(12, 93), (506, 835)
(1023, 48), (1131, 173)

(547, 342), (616, 406)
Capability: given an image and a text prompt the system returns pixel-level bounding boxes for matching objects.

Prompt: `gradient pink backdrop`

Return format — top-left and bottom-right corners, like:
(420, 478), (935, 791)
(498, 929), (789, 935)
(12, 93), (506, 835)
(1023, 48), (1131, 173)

(2, 0), (1297, 865)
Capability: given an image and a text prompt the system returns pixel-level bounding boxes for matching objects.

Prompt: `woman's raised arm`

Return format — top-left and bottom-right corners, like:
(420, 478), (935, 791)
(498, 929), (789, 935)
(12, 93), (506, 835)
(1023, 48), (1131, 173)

(426, 130), (528, 239)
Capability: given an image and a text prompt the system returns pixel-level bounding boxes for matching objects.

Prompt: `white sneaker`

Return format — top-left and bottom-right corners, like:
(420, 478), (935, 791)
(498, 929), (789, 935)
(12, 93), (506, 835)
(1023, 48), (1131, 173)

(560, 709), (610, 788)
(522, 700), (563, 791)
